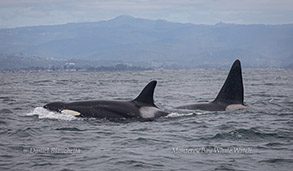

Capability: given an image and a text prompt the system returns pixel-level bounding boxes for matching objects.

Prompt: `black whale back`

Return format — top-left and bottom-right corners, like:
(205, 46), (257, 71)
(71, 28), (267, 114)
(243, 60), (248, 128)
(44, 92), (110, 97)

(213, 60), (244, 105)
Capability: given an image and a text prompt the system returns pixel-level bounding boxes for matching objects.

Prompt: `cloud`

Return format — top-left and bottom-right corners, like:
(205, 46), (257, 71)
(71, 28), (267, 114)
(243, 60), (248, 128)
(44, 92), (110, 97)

(3, 0), (291, 12)
(0, 0), (293, 28)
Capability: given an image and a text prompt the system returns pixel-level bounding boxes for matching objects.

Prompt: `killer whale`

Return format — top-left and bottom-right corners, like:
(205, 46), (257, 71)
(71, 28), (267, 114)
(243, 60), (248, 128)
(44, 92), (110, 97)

(176, 59), (248, 111)
(44, 81), (168, 120)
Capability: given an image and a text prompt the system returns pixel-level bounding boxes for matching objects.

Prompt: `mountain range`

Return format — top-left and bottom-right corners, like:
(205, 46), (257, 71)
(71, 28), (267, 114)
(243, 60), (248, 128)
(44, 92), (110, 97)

(1, 15), (293, 69)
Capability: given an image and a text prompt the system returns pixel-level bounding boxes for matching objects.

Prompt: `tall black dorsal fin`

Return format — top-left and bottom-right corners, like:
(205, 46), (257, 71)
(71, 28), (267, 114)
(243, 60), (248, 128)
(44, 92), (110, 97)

(133, 81), (157, 106)
(213, 60), (244, 104)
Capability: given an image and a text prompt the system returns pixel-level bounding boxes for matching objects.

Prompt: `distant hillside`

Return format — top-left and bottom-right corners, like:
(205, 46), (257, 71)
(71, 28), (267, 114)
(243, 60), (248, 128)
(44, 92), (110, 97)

(0, 53), (151, 71)
(1, 15), (293, 68)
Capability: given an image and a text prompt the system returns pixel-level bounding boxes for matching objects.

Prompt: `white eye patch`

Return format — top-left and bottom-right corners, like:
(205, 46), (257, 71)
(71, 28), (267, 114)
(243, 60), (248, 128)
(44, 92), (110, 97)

(61, 109), (81, 116)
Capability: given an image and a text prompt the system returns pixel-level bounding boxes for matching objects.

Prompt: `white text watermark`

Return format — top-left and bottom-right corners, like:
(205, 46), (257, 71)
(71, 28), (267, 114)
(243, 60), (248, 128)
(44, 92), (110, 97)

(23, 147), (81, 154)
(172, 146), (252, 155)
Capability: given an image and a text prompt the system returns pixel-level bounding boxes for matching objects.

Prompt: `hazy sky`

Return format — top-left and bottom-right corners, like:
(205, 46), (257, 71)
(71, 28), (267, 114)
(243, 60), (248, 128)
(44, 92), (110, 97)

(1, 0), (293, 28)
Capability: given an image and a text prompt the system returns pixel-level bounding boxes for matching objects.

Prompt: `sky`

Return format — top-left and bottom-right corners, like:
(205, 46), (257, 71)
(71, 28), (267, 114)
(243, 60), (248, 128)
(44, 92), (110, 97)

(1, 0), (293, 28)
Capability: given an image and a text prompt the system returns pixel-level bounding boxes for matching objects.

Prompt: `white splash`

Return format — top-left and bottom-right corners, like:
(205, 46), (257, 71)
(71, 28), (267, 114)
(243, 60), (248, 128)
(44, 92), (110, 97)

(165, 112), (194, 118)
(26, 107), (79, 121)
(165, 110), (211, 118)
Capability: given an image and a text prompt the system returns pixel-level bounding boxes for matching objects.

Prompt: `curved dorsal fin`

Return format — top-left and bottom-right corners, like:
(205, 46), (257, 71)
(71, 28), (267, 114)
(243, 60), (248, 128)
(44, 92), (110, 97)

(133, 81), (157, 106)
(213, 60), (244, 104)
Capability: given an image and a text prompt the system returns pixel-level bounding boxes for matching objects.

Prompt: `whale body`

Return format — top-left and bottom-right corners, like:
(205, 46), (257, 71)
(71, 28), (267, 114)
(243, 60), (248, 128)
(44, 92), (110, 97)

(44, 81), (168, 120)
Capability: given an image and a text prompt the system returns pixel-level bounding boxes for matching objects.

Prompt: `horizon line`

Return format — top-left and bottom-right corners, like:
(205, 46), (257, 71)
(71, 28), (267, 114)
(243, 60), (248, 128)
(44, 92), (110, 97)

(1, 15), (293, 29)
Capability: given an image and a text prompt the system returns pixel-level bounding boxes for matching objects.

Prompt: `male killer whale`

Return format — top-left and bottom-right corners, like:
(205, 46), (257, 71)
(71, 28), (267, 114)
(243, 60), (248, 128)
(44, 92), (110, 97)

(176, 59), (248, 111)
(44, 81), (168, 120)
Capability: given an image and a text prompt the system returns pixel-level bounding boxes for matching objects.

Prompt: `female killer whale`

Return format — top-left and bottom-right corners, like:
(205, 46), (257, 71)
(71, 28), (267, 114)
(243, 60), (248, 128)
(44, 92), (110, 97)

(44, 81), (168, 119)
(176, 59), (248, 111)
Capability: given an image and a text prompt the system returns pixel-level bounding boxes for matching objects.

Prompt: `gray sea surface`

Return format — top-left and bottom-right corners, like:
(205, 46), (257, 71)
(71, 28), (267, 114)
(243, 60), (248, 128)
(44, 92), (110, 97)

(0, 69), (292, 171)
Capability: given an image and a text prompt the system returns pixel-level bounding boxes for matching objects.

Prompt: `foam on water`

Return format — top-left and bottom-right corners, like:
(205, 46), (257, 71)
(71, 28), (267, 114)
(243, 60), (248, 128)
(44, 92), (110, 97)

(26, 107), (79, 121)
(164, 110), (211, 118)
(165, 112), (194, 118)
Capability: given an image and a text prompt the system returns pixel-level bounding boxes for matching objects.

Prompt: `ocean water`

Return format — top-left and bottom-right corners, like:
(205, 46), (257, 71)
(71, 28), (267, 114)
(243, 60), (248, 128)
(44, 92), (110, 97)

(0, 70), (292, 171)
